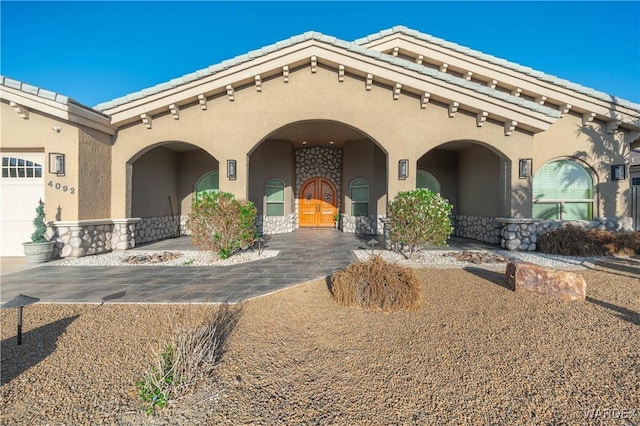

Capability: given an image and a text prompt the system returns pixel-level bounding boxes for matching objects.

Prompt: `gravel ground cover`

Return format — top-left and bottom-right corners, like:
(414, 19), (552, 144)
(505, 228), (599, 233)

(54, 245), (592, 270)
(1, 257), (638, 425)
(54, 249), (280, 267)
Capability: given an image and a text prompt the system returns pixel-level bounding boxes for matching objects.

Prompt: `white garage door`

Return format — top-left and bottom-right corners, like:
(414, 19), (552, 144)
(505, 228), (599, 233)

(0, 154), (45, 256)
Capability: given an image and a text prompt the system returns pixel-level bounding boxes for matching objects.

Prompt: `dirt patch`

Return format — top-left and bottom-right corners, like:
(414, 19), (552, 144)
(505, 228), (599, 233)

(1, 265), (638, 425)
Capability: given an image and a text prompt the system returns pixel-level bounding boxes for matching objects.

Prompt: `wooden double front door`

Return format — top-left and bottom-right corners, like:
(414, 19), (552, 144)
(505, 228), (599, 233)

(299, 177), (337, 227)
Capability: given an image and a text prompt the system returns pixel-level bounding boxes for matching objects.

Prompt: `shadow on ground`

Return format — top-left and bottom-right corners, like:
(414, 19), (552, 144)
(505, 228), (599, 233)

(586, 297), (640, 326)
(0, 315), (80, 386)
(590, 256), (640, 278)
(463, 267), (510, 290)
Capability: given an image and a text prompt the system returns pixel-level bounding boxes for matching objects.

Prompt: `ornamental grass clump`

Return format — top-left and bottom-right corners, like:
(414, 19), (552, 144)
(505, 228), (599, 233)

(387, 189), (453, 259)
(137, 303), (242, 414)
(537, 224), (640, 257)
(187, 191), (257, 259)
(330, 255), (421, 312)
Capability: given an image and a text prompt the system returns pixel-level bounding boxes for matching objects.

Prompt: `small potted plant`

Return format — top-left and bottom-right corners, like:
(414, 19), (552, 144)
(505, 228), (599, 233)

(22, 199), (54, 263)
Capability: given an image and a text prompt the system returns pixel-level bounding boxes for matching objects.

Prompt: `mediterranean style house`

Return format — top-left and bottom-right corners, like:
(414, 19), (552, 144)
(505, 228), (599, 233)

(2, 26), (639, 257)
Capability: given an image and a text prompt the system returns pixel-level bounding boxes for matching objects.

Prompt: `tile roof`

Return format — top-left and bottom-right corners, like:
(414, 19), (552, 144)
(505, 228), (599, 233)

(94, 30), (567, 119)
(0, 75), (109, 117)
(1, 75), (70, 104)
(85, 26), (637, 120)
(360, 26), (640, 111)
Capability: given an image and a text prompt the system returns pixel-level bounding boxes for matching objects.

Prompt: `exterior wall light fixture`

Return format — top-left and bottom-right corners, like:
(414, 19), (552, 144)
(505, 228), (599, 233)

(227, 159), (237, 180)
(518, 158), (533, 179)
(398, 159), (409, 180)
(49, 152), (65, 176)
(611, 164), (626, 181)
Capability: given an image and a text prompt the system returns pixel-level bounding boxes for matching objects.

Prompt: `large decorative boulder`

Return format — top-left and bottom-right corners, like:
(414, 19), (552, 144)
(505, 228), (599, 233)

(505, 261), (586, 301)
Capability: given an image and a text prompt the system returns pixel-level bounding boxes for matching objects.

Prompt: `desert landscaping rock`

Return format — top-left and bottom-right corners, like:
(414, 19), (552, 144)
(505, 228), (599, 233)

(506, 261), (587, 301)
(1, 258), (638, 425)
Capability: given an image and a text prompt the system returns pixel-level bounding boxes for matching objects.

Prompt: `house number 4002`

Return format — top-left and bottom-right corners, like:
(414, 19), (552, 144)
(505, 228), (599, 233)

(48, 180), (75, 194)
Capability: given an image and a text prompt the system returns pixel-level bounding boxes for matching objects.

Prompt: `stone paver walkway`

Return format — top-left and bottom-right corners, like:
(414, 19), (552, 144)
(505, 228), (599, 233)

(0, 230), (376, 304)
(0, 230), (497, 304)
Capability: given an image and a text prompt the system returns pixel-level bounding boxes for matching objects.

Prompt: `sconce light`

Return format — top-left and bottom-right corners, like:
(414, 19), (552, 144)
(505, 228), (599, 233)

(227, 159), (237, 180)
(49, 153), (65, 176)
(611, 164), (626, 181)
(518, 158), (533, 179)
(398, 159), (409, 180)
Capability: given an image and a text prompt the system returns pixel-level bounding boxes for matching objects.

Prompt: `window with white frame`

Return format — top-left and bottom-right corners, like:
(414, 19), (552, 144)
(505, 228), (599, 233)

(266, 179), (285, 216)
(416, 169), (441, 193)
(2, 156), (42, 178)
(350, 178), (369, 216)
(532, 159), (593, 220)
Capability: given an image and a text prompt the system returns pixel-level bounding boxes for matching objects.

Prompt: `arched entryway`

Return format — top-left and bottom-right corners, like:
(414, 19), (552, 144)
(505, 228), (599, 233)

(417, 140), (509, 244)
(128, 141), (218, 244)
(248, 119), (388, 235)
(299, 177), (338, 227)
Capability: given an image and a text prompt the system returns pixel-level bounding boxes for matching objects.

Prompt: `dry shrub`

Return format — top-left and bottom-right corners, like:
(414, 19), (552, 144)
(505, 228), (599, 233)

(537, 224), (640, 257)
(330, 255), (421, 312)
(137, 303), (243, 413)
(170, 303), (243, 391)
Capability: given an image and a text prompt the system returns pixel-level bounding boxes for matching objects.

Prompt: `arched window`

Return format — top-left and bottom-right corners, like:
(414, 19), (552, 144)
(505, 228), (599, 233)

(194, 170), (219, 200)
(266, 179), (285, 216)
(532, 159), (593, 220)
(350, 178), (369, 216)
(416, 169), (441, 193)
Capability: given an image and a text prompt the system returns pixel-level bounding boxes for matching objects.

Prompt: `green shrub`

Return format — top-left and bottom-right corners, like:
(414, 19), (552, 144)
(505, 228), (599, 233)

(137, 304), (243, 414)
(31, 199), (48, 243)
(136, 345), (174, 414)
(387, 189), (453, 259)
(187, 191), (257, 259)
(537, 225), (640, 257)
(330, 255), (421, 312)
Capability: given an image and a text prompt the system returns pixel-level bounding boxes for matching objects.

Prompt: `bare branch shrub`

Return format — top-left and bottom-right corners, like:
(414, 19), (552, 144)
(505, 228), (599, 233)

(330, 256), (421, 312)
(137, 303), (243, 414)
(537, 224), (640, 257)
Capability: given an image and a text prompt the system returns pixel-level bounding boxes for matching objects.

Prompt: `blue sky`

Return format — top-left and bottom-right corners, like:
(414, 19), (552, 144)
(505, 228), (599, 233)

(1, 1), (639, 107)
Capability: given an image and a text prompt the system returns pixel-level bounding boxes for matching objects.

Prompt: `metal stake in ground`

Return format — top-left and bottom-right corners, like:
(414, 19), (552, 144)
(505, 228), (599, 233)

(1, 294), (40, 345)
(367, 238), (379, 257)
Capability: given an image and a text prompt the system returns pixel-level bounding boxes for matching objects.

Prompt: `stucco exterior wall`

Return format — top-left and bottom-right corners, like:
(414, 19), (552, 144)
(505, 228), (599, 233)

(1, 100), (80, 220)
(176, 149), (218, 215)
(457, 145), (501, 217)
(111, 66), (536, 219)
(78, 127), (112, 220)
(249, 139), (295, 215)
(342, 139), (386, 215)
(131, 147), (178, 217)
(417, 149), (458, 212)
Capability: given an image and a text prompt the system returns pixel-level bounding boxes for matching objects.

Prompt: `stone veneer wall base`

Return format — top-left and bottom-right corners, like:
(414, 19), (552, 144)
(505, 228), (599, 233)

(47, 218), (140, 258)
(256, 214), (297, 235)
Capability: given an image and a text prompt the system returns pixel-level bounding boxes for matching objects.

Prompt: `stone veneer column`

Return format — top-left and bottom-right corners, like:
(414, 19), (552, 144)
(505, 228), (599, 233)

(46, 218), (140, 258)
(112, 218), (140, 251)
(496, 218), (539, 251)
